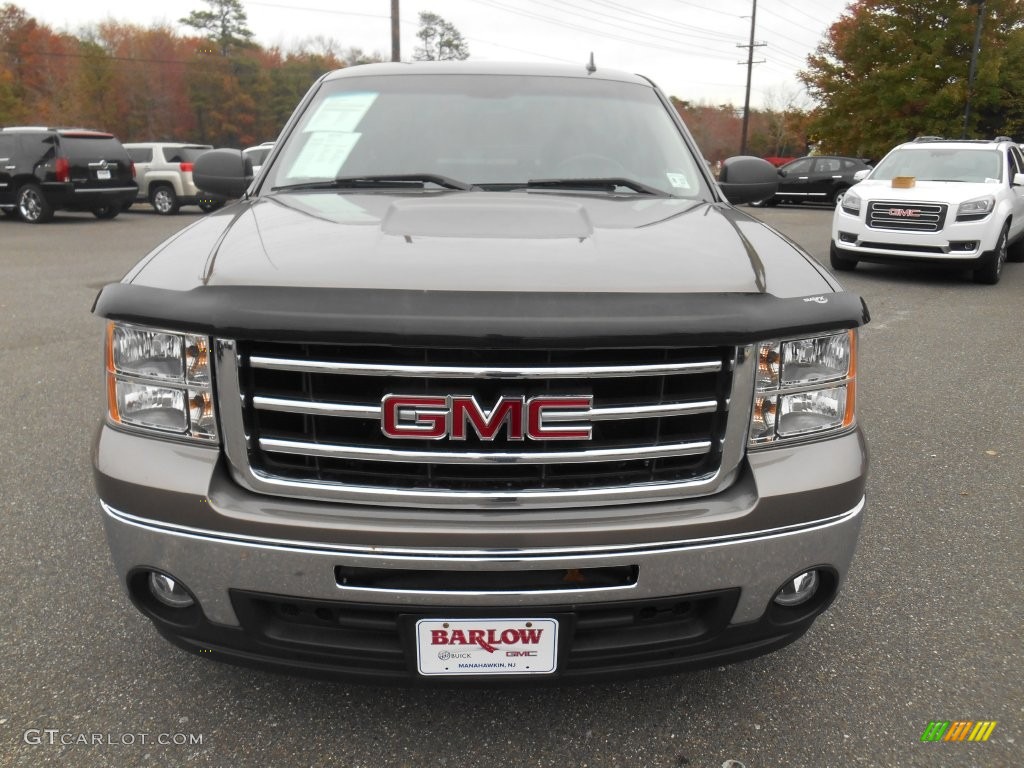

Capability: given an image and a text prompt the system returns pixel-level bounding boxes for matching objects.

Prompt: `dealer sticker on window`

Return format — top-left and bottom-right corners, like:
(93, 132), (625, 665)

(415, 618), (558, 676)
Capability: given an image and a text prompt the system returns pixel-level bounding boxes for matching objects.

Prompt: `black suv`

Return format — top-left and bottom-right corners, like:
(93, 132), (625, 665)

(0, 127), (137, 223)
(753, 155), (872, 207)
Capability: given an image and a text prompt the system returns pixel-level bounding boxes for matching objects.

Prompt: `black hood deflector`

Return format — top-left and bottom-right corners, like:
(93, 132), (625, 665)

(94, 284), (869, 347)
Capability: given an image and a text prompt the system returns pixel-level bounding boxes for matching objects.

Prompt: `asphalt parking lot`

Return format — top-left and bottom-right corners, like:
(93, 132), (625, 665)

(1, 204), (1020, 767)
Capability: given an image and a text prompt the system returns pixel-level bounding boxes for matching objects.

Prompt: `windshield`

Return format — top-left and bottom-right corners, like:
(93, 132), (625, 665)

(265, 74), (707, 197)
(871, 147), (1002, 183)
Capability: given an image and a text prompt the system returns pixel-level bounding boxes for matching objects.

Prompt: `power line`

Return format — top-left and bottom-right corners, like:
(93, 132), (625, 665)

(773, 0), (842, 27)
(523, 0), (736, 45)
(245, 1), (391, 23)
(467, 0), (740, 60)
(575, 0), (743, 43)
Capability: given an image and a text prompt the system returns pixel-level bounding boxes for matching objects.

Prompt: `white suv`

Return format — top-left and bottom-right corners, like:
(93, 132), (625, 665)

(124, 142), (225, 215)
(831, 137), (1024, 284)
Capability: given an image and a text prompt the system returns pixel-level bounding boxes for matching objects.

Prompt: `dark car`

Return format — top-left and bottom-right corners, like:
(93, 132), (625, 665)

(753, 155), (872, 207)
(0, 127), (137, 222)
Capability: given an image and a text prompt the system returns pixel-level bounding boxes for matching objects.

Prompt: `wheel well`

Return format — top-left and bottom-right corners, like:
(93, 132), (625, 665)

(14, 175), (41, 190)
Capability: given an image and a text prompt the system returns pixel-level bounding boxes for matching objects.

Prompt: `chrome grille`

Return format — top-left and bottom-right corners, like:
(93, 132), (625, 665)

(867, 200), (947, 232)
(220, 341), (744, 508)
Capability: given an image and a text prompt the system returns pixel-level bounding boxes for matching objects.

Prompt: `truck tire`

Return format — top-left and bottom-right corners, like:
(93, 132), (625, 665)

(150, 184), (180, 215)
(16, 183), (54, 223)
(93, 204), (121, 220)
(829, 242), (858, 271)
(973, 224), (1008, 284)
(1007, 231), (1024, 262)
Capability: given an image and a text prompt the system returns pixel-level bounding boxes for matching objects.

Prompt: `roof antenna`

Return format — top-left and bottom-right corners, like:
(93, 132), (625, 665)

(586, 52), (596, 74)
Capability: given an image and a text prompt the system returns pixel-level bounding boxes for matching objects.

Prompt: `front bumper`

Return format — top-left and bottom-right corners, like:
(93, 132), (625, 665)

(832, 208), (998, 263)
(102, 500), (862, 683)
(95, 422), (867, 683)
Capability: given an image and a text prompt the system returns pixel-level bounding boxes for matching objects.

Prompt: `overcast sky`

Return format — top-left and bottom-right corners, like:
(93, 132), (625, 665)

(23, 0), (852, 108)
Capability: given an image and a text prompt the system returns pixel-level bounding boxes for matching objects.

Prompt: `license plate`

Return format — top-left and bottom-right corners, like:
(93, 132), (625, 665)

(96, 169), (111, 180)
(415, 618), (558, 676)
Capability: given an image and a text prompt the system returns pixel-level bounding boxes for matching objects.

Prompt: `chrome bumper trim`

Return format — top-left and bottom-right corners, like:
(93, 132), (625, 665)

(101, 496), (864, 559)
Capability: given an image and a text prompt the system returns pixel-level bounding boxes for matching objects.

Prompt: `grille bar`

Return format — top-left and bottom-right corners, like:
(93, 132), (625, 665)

(252, 395), (720, 422)
(867, 200), (947, 232)
(259, 437), (713, 464)
(249, 356), (723, 379)
(221, 339), (749, 508)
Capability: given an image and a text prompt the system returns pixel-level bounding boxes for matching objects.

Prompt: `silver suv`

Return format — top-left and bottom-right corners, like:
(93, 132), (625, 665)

(124, 143), (224, 215)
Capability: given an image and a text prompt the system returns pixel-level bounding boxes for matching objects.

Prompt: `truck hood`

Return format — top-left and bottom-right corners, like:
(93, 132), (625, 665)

(101, 190), (869, 346)
(126, 190), (833, 298)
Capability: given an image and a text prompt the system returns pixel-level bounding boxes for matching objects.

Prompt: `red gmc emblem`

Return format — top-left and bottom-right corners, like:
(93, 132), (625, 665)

(888, 208), (920, 217)
(381, 394), (593, 441)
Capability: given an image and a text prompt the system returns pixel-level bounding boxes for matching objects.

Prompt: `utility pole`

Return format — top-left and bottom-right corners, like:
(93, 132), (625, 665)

(738, 0), (766, 155)
(962, 0), (986, 138)
(391, 0), (401, 62)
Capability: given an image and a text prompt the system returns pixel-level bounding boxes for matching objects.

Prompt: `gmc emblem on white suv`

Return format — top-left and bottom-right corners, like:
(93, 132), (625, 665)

(887, 208), (920, 217)
(381, 394), (593, 441)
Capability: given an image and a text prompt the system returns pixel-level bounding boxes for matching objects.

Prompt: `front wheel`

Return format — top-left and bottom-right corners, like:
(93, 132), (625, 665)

(829, 242), (858, 271)
(16, 183), (54, 223)
(973, 224), (1008, 284)
(150, 185), (180, 215)
(831, 186), (848, 205)
(1007, 230), (1024, 263)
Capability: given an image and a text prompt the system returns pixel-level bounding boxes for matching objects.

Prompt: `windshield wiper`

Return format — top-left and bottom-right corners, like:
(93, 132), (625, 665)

(273, 174), (474, 192)
(525, 177), (665, 196)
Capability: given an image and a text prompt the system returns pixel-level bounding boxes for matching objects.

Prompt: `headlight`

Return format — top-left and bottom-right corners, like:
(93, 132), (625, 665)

(105, 321), (217, 442)
(749, 330), (856, 445)
(840, 190), (861, 215)
(956, 195), (995, 221)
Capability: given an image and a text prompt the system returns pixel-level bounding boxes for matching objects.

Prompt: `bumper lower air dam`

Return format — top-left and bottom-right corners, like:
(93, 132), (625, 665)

(101, 498), (864, 684)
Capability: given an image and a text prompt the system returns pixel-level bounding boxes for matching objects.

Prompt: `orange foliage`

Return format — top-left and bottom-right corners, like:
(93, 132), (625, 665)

(0, 4), (346, 146)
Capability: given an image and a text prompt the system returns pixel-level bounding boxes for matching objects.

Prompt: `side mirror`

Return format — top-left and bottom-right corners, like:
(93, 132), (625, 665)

(853, 169), (870, 182)
(718, 156), (779, 205)
(193, 149), (252, 199)
(1013, 172), (1024, 187)
(778, 169), (788, 177)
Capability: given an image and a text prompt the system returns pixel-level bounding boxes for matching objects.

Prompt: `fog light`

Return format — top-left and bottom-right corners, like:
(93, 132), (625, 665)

(949, 240), (977, 253)
(148, 572), (195, 608)
(773, 570), (820, 607)
(838, 231), (857, 244)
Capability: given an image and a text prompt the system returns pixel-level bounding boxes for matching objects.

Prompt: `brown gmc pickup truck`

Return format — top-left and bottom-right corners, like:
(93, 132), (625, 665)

(92, 61), (868, 684)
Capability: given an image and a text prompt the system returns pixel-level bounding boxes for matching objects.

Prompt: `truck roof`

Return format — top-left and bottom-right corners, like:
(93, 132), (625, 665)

(323, 60), (652, 87)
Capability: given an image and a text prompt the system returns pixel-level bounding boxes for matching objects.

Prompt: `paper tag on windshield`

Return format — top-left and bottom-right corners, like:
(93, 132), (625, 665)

(666, 173), (690, 189)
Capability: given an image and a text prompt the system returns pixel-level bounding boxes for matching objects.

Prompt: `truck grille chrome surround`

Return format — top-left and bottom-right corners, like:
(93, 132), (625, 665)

(216, 340), (753, 509)
(866, 200), (947, 232)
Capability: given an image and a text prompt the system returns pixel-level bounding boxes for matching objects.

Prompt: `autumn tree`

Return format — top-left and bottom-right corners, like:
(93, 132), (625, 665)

(180, 0), (253, 56)
(264, 50), (345, 136)
(413, 12), (469, 61)
(758, 86), (811, 157)
(92, 22), (202, 140)
(0, 3), (33, 123)
(800, 0), (1024, 159)
(0, 4), (368, 146)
